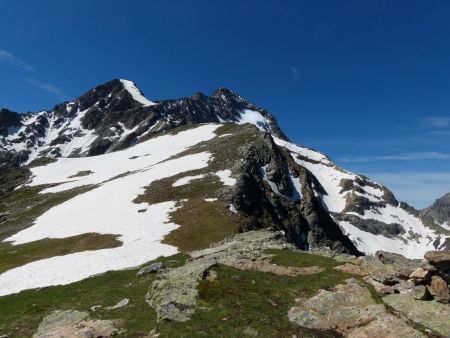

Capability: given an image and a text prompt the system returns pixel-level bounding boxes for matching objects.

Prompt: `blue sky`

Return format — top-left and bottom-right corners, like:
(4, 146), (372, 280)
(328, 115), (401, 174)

(1, 0), (449, 208)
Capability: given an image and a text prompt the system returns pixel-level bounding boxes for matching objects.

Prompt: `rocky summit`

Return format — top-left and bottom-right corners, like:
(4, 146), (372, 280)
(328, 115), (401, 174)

(0, 80), (449, 337)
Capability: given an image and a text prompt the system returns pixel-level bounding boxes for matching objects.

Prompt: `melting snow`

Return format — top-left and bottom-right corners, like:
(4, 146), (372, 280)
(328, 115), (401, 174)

(204, 198), (218, 202)
(338, 221), (435, 259)
(229, 204), (238, 214)
(172, 174), (206, 187)
(440, 222), (450, 231)
(215, 170), (236, 186)
(237, 109), (270, 131)
(0, 124), (219, 296)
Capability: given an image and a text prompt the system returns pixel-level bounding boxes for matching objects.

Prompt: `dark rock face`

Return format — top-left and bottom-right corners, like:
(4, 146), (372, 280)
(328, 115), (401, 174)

(334, 214), (405, 238)
(422, 193), (450, 226)
(230, 131), (361, 255)
(0, 109), (21, 137)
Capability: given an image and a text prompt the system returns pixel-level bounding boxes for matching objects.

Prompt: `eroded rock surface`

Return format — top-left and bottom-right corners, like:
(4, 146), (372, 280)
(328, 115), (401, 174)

(288, 278), (424, 338)
(383, 293), (450, 337)
(33, 309), (119, 338)
(146, 230), (322, 322)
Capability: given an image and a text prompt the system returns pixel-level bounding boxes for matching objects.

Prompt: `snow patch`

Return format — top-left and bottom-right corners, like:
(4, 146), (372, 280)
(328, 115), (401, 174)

(120, 79), (156, 106)
(237, 109), (269, 131)
(173, 174), (206, 187)
(215, 170), (236, 186)
(229, 204), (238, 214)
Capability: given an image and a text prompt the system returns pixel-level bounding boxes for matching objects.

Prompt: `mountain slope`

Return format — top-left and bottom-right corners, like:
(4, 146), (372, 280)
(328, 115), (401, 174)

(0, 79), (448, 297)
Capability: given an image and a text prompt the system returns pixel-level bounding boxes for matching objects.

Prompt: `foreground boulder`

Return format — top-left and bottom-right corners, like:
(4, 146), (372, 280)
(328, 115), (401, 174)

(288, 278), (424, 338)
(146, 257), (218, 322)
(137, 262), (166, 276)
(383, 293), (450, 337)
(425, 250), (450, 272)
(33, 310), (119, 338)
(427, 275), (450, 303)
(146, 230), (303, 322)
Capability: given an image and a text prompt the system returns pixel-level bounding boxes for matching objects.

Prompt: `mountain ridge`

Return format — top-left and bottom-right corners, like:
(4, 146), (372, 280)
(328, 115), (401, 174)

(0, 78), (448, 282)
(0, 79), (286, 173)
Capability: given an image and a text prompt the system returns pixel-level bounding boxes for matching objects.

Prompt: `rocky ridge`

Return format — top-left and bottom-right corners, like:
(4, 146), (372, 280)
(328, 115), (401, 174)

(422, 193), (450, 230)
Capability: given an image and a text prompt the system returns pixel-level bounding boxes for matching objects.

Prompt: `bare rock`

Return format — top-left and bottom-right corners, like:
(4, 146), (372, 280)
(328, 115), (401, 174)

(137, 262), (166, 276)
(427, 275), (450, 303)
(383, 293), (450, 337)
(288, 278), (423, 337)
(146, 258), (218, 322)
(408, 285), (431, 300)
(347, 314), (424, 338)
(32, 309), (119, 338)
(425, 250), (450, 271)
(391, 279), (415, 294)
(232, 259), (324, 276)
(409, 267), (435, 283)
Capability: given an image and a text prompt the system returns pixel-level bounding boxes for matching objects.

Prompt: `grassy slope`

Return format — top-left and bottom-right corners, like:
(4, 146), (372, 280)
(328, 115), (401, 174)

(0, 233), (121, 274)
(0, 124), (357, 336)
(0, 249), (354, 338)
(135, 123), (259, 252)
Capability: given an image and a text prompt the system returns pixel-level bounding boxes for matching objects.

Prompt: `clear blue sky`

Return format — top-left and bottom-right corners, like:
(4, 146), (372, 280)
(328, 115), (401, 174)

(1, 0), (449, 208)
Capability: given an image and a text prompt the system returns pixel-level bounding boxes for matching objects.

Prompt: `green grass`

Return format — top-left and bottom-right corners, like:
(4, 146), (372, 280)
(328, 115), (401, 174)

(157, 248), (350, 337)
(0, 249), (354, 338)
(267, 248), (340, 269)
(135, 170), (237, 252)
(0, 233), (121, 273)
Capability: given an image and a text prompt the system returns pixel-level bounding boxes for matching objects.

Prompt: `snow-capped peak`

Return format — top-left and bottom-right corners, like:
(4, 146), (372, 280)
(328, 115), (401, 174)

(119, 79), (157, 107)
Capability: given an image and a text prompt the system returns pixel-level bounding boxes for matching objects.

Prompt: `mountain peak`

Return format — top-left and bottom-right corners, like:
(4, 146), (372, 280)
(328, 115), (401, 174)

(212, 87), (239, 100)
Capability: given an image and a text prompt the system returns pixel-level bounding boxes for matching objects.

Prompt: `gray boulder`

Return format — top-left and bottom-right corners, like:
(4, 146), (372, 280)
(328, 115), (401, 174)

(137, 262), (166, 276)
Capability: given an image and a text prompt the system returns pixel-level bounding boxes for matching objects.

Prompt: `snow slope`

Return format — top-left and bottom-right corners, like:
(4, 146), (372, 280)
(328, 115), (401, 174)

(273, 136), (445, 258)
(120, 79), (157, 106)
(0, 124), (219, 296)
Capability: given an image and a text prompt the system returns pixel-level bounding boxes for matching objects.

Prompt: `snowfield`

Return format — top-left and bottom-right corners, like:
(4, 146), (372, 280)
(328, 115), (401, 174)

(0, 124), (220, 296)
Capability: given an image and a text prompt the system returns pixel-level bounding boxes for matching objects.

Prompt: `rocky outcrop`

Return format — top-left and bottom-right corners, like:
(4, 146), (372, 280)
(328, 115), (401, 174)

(32, 310), (119, 338)
(228, 130), (361, 255)
(137, 262), (166, 276)
(288, 278), (424, 338)
(0, 109), (21, 137)
(383, 294), (450, 337)
(146, 257), (218, 322)
(427, 275), (450, 303)
(425, 250), (450, 271)
(422, 193), (450, 226)
(146, 230), (323, 322)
